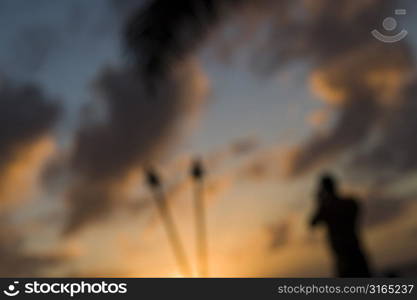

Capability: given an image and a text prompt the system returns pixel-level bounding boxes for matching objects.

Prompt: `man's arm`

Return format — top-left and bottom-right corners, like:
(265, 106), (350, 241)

(310, 207), (324, 227)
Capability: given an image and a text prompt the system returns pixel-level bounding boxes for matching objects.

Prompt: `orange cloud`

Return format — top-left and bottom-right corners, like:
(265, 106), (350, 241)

(0, 136), (55, 206)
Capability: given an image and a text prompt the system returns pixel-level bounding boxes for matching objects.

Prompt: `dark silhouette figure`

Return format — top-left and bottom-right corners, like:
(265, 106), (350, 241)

(310, 174), (371, 277)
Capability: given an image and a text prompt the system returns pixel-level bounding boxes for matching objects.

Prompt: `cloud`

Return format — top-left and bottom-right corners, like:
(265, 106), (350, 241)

(124, 0), (251, 81)
(65, 59), (209, 233)
(360, 188), (417, 229)
(142, 0), (415, 189)
(0, 77), (61, 205)
(230, 136), (260, 156)
(284, 43), (414, 177)
(351, 81), (417, 177)
(253, 1), (416, 181)
(63, 0), (254, 233)
(0, 137), (56, 205)
(0, 216), (64, 276)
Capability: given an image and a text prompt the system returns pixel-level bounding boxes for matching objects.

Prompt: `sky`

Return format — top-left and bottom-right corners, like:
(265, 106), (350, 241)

(1, 0), (417, 277)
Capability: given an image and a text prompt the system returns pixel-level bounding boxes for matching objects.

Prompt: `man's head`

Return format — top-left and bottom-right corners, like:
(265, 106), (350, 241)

(319, 173), (337, 196)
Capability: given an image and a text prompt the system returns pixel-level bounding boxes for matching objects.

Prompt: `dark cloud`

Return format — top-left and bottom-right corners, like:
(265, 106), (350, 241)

(284, 92), (380, 176)
(65, 61), (208, 233)
(363, 192), (412, 228)
(0, 243), (62, 277)
(230, 137), (260, 156)
(283, 43), (414, 178)
(0, 77), (61, 203)
(0, 78), (60, 160)
(352, 82), (417, 177)
(222, 0), (417, 187)
(124, 0), (248, 81)
(0, 217), (63, 276)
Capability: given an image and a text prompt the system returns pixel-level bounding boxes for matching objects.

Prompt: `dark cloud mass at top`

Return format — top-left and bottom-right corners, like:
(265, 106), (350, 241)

(0, 77), (60, 179)
(125, 0), (247, 81)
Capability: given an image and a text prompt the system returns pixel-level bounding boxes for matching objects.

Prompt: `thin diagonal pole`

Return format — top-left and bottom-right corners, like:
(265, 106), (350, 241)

(191, 159), (208, 277)
(146, 170), (191, 277)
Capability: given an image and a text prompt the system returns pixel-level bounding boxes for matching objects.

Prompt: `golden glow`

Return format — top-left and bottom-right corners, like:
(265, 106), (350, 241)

(310, 70), (348, 106)
(0, 136), (55, 205)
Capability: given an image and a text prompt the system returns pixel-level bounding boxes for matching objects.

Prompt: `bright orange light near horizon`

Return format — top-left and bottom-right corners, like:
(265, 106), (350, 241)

(167, 272), (184, 278)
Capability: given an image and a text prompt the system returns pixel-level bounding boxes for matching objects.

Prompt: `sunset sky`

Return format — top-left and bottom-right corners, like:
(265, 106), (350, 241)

(1, 0), (417, 277)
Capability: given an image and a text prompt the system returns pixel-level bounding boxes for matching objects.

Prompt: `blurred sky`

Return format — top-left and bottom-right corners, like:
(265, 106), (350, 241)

(1, 0), (417, 277)
(0, 0), (316, 150)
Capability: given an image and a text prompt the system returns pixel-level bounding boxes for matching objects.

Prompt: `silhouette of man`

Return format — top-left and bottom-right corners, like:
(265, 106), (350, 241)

(310, 173), (371, 277)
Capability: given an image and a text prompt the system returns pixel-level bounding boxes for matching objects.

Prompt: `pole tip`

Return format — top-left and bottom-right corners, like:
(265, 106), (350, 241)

(191, 158), (205, 179)
(145, 168), (161, 188)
